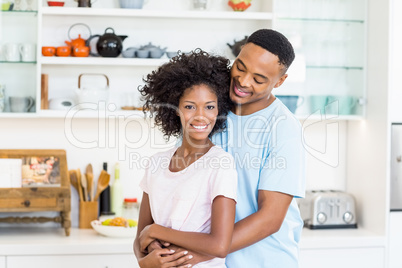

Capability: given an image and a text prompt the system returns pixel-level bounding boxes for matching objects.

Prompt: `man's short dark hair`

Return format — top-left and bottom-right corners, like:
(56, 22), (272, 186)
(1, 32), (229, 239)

(246, 29), (295, 72)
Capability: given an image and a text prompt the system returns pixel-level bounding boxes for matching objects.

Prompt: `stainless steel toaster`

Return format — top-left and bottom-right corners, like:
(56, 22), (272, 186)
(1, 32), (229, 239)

(298, 190), (357, 229)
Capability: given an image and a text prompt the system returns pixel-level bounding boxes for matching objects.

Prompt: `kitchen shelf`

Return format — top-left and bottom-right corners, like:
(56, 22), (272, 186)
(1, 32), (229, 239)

(0, 61), (37, 64)
(306, 66), (364, 70)
(40, 56), (168, 66)
(40, 7), (273, 21)
(0, 10), (38, 14)
(0, 112), (37, 118)
(3, 109), (361, 120)
(275, 17), (364, 23)
(297, 114), (364, 121)
(38, 109), (146, 119)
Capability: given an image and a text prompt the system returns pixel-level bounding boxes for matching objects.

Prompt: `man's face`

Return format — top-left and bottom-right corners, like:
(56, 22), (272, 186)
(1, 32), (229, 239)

(230, 43), (288, 115)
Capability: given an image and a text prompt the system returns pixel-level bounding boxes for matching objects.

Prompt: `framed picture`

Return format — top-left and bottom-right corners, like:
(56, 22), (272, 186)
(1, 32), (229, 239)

(21, 156), (61, 187)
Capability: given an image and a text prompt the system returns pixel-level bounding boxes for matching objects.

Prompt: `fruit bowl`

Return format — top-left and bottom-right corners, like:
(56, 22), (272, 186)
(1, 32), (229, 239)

(228, 0), (251, 11)
(91, 220), (137, 238)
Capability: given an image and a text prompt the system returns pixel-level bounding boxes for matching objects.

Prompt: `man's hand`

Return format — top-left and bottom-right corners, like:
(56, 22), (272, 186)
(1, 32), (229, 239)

(138, 248), (193, 268)
(166, 245), (213, 266)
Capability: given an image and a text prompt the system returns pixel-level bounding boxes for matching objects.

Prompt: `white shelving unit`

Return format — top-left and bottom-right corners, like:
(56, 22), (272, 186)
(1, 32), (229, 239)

(1, 0), (367, 119)
(41, 56), (168, 66)
(41, 7), (273, 20)
(35, 0), (272, 118)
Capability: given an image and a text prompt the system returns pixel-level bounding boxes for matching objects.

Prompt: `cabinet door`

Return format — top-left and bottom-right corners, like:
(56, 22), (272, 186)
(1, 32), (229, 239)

(7, 254), (139, 268)
(389, 212), (402, 268)
(273, 0), (366, 117)
(0, 257), (5, 268)
(300, 247), (385, 268)
(0, 9), (38, 114)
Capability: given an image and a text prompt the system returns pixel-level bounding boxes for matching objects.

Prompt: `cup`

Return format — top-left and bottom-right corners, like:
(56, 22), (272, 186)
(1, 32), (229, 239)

(327, 95), (357, 115)
(19, 43), (36, 62)
(193, 0), (208, 9)
(73, 46), (89, 57)
(79, 201), (99, 229)
(78, 0), (96, 7)
(4, 43), (21, 62)
(42, 46), (56, 57)
(119, 0), (144, 9)
(0, 84), (5, 112)
(276, 95), (304, 114)
(9, 96), (35, 113)
(309, 95), (329, 114)
(56, 46), (71, 57)
(1, 1), (11, 11)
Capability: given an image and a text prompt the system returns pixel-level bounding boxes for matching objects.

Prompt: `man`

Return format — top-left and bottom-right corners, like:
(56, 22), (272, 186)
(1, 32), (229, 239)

(136, 29), (305, 267)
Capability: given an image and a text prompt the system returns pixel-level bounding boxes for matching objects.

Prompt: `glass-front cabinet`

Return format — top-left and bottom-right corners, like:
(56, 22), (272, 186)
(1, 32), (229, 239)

(0, 0), (38, 115)
(273, 0), (366, 118)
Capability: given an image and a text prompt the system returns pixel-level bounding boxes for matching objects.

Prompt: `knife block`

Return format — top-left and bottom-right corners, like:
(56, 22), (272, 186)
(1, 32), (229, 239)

(79, 201), (98, 229)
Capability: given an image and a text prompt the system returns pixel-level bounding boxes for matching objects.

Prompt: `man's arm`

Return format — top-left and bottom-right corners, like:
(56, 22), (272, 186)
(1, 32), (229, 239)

(230, 190), (292, 252)
(179, 189), (292, 261)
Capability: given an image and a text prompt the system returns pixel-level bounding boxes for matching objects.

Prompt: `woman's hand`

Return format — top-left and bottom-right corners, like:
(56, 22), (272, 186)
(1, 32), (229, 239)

(138, 248), (193, 268)
(139, 224), (157, 253)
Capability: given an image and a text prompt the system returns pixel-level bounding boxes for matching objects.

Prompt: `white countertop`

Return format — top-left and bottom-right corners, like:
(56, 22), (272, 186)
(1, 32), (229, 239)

(0, 227), (134, 256)
(300, 227), (386, 249)
(0, 227), (386, 256)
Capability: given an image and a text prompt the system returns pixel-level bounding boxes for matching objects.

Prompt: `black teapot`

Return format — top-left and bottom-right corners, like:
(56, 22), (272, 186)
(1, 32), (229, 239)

(86, 27), (128, 57)
(227, 36), (248, 57)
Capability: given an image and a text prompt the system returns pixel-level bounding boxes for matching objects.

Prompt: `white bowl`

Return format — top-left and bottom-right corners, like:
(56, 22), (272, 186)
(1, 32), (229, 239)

(91, 220), (137, 238)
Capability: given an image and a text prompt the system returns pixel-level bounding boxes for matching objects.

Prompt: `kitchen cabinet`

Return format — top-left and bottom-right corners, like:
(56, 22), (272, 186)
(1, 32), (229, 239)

(7, 254), (138, 268)
(273, 0), (367, 118)
(0, 8), (38, 115)
(0, 228), (139, 268)
(299, 228), (386, 268)
(300, 248), (384, 268)
(0, 257), (5, 268)
(389, 212), (402, 268)
(389, 1), (402, 266)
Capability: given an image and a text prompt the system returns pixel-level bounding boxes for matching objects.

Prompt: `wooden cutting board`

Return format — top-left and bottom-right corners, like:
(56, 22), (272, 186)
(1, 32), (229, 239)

(41, 74), (48, 109)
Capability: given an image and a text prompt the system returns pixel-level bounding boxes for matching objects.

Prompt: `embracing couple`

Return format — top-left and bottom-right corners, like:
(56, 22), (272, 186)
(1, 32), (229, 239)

(133, 29), (305, 268)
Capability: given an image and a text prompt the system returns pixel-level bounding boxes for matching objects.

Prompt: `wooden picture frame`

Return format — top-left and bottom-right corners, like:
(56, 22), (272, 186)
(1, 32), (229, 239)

(0, 149), (71, 236)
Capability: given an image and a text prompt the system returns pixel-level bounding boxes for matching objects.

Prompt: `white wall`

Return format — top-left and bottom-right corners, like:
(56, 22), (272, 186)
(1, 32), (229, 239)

(0, 117), (176, 227)
(346, 0), (390, 235)
(0, 113), (347, 227)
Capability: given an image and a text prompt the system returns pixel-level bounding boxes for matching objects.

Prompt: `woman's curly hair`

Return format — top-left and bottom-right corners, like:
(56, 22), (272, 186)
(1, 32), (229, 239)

(139, 49), (232, 140)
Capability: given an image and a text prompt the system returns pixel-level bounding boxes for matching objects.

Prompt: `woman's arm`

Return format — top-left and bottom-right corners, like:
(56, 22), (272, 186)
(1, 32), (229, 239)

(134, 193), (154, 260)
(139, 195), (236, 258)
(134, 193), (192, 268)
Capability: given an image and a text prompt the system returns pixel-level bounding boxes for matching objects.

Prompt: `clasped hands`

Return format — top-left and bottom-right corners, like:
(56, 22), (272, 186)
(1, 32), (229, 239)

(138, 224), (194, 268)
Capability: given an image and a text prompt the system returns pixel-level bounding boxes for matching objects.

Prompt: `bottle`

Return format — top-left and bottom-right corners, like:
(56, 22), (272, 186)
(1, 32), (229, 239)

(99, 162), (111, 216)
(111, 162), (124, 217)
(122, 198), (140, 220)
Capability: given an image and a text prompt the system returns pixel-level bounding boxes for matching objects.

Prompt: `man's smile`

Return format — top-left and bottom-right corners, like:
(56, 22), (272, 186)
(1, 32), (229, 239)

(233, 82), (252, 98)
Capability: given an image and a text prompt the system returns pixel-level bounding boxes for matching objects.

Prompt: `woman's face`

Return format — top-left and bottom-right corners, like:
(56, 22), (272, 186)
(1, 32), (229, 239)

(178, 84), (218, 144)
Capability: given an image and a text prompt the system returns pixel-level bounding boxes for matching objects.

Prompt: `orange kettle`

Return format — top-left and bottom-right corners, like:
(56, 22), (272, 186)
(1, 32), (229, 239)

(66, 23), (92, 57)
